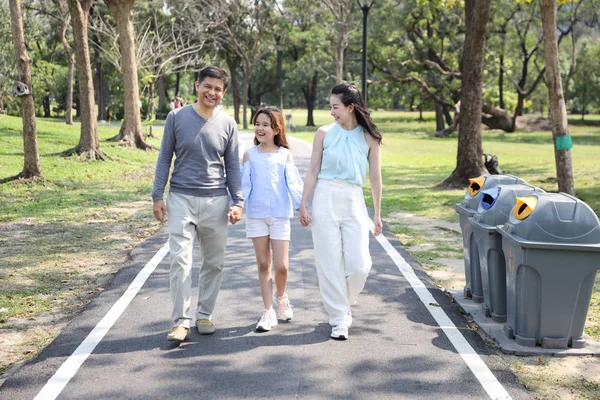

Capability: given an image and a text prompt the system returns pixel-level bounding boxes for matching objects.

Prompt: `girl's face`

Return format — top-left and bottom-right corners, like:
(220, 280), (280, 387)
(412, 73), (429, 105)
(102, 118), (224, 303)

(254, 113), (277, 145)
(330, 94), (353, 125)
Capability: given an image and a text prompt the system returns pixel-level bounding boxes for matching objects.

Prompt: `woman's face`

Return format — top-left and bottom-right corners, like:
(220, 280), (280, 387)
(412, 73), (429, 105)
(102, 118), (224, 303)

(254, 113), (277, 145)
(329, 94), (353, 125)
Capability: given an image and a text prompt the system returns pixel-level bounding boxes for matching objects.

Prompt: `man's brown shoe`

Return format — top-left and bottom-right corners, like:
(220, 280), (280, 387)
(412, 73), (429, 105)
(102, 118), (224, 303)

(196, 319), (216, 335)
(167, 326), (189, 342)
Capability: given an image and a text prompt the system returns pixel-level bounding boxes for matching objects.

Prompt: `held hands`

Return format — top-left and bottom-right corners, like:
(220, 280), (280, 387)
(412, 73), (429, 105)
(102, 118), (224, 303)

(228, 205), (242, 225)
(299, 204), (310, 227)
(372, 215), (383, 236)
(153, 200), (167, 222)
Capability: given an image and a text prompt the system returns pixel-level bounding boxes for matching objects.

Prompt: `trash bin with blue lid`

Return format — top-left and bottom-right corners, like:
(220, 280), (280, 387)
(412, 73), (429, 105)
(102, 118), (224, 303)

(455, 174), (527, 300)
(469, 184), (545, 323)
(498, 192), (600, 349)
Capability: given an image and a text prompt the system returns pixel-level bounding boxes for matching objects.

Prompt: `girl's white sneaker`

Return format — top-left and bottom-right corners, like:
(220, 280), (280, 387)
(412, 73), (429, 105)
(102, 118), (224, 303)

(276, 293), (294, 321)
(256, 308), (278, 332)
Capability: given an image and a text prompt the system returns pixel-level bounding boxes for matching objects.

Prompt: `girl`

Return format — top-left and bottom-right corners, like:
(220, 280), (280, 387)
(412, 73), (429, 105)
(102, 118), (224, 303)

(299, 83), (382, 340)
(241, 107), (304, 332)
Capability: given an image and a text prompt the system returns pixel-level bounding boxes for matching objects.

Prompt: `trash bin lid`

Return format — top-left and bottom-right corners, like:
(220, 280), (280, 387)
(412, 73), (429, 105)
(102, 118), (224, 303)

(504, 192), (600, 244)
(474, 184), (544, 227)
(457, 174), (527, 213)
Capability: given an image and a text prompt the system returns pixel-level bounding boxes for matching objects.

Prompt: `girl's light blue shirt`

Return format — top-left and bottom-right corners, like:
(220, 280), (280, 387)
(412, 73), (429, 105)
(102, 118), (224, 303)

(318, 123), (369, 186)
(241, 146), (304, 219)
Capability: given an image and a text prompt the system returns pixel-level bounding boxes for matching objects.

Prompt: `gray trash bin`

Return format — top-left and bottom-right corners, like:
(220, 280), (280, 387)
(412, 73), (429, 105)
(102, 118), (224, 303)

(455, 174), (527, 301)
(498, 192), (600, 349)
(470, 184), (545, 323)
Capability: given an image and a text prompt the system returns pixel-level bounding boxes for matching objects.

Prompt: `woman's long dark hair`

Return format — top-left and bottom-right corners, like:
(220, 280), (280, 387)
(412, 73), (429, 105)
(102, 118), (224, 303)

(331, 83), (382, 144)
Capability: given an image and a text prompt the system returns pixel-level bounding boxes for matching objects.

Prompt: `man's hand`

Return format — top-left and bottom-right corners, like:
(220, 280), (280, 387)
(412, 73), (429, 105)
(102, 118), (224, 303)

(228, 205), (242, 225)
(153, 200), (167, 222)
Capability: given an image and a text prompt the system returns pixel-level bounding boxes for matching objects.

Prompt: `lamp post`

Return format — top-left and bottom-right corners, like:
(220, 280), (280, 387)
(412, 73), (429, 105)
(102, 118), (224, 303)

(357, 0), (374, 108)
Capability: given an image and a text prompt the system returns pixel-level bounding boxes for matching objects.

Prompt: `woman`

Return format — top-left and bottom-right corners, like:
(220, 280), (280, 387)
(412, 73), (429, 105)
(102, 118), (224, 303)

(299, 83), (382, 340)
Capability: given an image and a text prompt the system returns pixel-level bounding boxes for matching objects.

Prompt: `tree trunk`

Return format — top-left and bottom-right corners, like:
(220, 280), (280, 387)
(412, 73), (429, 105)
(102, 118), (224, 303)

(242, 80), (249, 129)
(150, 5), (166, 118)
(242, 65), (251, 129)
(581, 85), (587, 121)
(157, 75), (168, 112)
(105, 0), (152, 150)
(64, 0), (105, 160)
(276, 36), (283, 110)
(481, 104), (515, 132)
(57, 0), (75, 125)
(147, 80), (155, 138)
(498, 38), (505, 110)
(65, 60), (74, 124)
(540, 0), (575, 195)
(93, 40), (105, 121)
(302, 71), (317, 127)
(435, 102), (444, 132)
(443, 105), (453, 126)
(226, 57), (241, 124)
(335, 27), (344, 83)
(441, 0), (491, 188)
(5, 0), (42, 182)
(43, 95), (51, 117)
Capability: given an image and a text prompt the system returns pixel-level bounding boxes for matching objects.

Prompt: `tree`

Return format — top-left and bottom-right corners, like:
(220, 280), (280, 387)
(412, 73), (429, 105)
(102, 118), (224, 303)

(441, 0), (491, 188)
(64, 0), (105, 160)
(55, 0), (75, 124)
(369, 1), (463, 136)
(320, 0), (356, 83)
(570, 39), (600, 119)
(482, 0), (581, 133)
(0, 1), (17, 113)
(540, 0), (574, 195)
(104, 0), (151, 150)
(23, 0), (76, 123)
(210, 0), (276, 129)
(3, 0), (43, 182)
(285, 0), (330, 126)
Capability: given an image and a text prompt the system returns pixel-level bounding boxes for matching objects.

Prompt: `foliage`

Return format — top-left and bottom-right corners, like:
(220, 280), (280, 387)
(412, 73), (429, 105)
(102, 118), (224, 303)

(569, 38), (600, 115)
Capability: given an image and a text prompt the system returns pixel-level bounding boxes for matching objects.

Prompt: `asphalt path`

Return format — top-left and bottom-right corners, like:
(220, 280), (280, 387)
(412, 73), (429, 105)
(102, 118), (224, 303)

(0, 133), (533, 400)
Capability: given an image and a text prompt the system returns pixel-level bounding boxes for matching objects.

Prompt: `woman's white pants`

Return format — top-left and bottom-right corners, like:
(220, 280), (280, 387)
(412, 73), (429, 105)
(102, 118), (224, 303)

(311, 179), (372, 327)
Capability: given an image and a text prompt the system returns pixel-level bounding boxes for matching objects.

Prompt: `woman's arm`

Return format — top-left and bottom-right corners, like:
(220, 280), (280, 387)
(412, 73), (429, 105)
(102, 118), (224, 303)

(367, 135), (382, 236)
(299, 127), (327, 227)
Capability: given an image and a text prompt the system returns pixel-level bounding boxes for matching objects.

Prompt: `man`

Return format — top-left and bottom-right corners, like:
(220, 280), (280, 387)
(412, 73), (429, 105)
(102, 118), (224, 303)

(152, 66), (243, 342)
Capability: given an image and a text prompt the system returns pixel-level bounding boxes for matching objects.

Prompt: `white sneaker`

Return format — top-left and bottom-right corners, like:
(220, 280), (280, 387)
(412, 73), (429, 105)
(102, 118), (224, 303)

(276, 293), (294, 321)
(331, 325), (349, 340)
(256, 308), (278, 332)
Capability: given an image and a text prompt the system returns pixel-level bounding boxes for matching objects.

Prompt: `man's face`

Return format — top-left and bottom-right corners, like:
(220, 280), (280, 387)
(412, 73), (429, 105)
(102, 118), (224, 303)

(196, 77), (226, 108)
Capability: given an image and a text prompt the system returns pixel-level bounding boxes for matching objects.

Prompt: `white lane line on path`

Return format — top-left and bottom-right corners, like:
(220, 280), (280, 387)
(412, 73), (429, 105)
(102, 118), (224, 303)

(34, 243), (170, 400)
(372, 229), (512, 400)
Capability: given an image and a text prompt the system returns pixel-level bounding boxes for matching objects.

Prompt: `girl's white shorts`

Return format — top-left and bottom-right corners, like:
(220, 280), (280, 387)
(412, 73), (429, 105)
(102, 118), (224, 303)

(246, 217), (291, 241)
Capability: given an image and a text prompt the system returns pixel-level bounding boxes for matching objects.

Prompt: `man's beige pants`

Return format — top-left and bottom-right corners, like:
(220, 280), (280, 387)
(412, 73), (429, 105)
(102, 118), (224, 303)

(167, 192), (229, 328)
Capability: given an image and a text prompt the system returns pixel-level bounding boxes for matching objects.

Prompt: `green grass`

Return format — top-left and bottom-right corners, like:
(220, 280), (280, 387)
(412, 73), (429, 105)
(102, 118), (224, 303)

(0, 117), (162, 224)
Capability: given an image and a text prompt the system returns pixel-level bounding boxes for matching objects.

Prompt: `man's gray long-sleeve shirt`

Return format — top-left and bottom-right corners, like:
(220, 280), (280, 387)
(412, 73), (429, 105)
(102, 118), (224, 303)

(151, 105), (243, 207)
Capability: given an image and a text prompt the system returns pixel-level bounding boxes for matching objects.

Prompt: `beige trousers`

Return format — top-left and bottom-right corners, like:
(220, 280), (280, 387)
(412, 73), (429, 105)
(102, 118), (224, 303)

(311, 179), (372, 327)
(167, 192), (229, 328)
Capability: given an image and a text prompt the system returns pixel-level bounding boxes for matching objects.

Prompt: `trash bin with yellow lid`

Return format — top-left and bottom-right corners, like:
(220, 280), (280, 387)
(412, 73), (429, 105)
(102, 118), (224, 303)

(469, 184), (545, 323)
(455, 174), (527, 300)
(498, 192), (600, 349)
